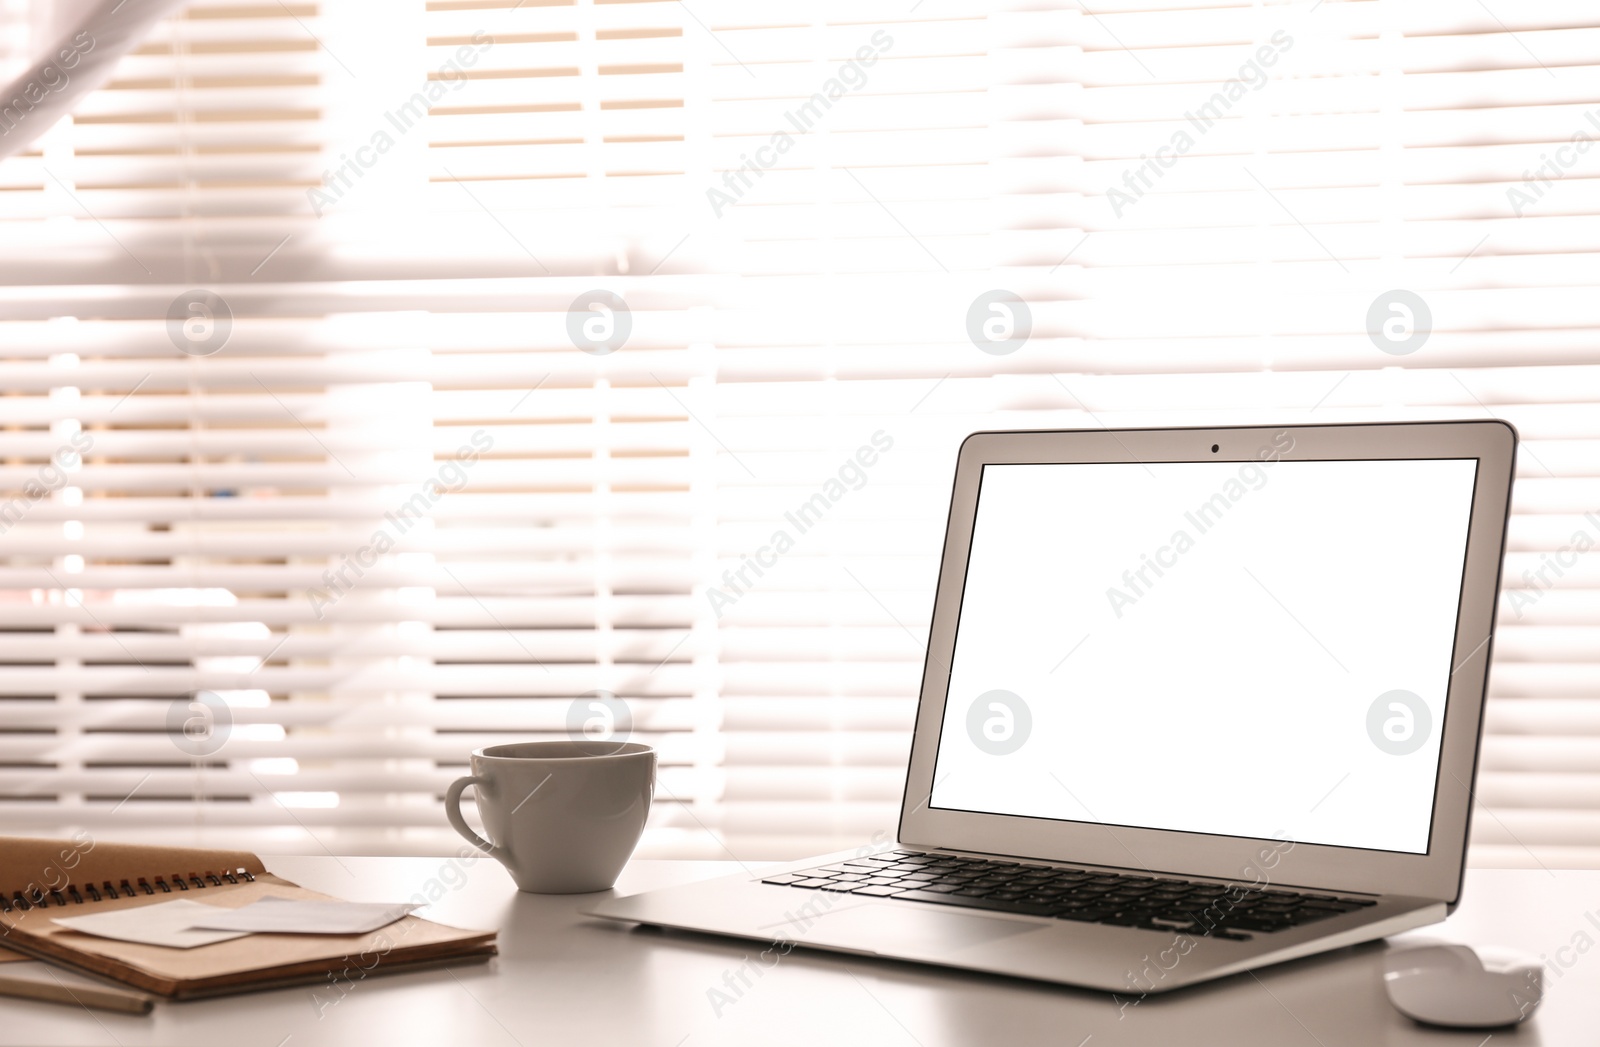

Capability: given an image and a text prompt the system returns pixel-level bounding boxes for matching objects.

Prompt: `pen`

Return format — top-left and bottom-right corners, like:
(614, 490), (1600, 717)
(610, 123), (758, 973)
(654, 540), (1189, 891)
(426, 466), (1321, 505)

(0, 971), (155, 1015)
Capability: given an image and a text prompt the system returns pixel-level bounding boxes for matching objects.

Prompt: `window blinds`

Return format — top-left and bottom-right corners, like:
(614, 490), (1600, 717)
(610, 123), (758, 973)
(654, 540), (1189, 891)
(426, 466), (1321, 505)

(0, 0), (1595, 868)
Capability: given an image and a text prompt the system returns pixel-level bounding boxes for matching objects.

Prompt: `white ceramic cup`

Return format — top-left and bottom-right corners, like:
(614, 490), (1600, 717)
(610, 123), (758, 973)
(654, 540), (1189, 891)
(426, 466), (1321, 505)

(445, 740), (655, 894)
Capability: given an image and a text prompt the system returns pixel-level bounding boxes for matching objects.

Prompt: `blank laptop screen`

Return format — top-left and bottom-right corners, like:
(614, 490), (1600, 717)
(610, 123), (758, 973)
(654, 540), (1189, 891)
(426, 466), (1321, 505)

(928, 454), (1480, 855)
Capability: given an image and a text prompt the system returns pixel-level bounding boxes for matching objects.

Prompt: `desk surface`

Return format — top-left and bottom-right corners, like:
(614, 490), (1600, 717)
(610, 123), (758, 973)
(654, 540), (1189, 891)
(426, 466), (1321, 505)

(4, 858), (1594, 1046)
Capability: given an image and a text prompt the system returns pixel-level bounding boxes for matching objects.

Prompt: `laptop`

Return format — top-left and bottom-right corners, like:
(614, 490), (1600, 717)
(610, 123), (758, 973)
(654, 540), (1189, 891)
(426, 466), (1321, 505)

(588, 420), (1518, 995)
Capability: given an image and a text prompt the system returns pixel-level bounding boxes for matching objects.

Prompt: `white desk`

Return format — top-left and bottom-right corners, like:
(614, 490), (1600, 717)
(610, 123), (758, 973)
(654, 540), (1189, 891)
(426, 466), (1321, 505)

(4, 858), (1594, 1046)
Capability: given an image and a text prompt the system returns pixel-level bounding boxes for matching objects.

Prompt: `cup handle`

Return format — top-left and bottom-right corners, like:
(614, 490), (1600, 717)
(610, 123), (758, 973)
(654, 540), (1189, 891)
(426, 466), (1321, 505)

(445, 775), (505, 861)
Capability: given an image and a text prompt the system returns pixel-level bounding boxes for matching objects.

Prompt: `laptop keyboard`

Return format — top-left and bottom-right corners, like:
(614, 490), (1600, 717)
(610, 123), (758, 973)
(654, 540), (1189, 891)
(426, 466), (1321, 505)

(763, 850), (1376, 940)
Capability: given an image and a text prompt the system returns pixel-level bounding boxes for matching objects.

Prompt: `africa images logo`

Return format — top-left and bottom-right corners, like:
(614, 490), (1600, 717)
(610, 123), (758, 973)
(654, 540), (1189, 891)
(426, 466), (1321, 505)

(706, 30), (894, 217)
(1104, 431), (1296, 618)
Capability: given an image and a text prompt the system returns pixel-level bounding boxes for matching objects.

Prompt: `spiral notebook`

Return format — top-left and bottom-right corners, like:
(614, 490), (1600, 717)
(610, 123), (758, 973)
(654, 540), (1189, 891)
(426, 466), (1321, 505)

(0, 837), (496, 999)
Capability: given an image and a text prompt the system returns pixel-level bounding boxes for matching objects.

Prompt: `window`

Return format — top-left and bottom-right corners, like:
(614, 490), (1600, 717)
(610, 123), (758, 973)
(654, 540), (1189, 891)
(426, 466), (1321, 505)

(1, 0), (1594, 867)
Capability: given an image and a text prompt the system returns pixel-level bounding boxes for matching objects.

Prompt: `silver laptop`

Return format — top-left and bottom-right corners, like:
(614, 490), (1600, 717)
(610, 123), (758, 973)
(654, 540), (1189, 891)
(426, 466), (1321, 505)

(588, 420), (1518, 995)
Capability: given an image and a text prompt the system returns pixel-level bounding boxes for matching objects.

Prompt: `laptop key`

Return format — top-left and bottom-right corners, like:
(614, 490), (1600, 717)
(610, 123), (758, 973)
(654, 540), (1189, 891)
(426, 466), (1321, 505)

(791, 878), (835, 889)
(1054, 908), (1113, 923)
(1151, 908), (1203, 920)
(853, 885), (907, 897)
(891, 890), (1057, 917)
(761, 874), (809, 885)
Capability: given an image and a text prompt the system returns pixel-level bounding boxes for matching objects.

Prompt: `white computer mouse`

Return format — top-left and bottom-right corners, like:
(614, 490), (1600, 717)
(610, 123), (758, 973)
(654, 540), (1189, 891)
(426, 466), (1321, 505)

(1383, 942), (1543, 1028)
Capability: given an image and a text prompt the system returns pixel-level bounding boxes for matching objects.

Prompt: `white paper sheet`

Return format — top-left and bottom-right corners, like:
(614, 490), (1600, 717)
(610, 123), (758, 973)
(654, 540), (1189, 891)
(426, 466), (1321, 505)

(185, 897), (418, 935)
(52, 900), (249, 949)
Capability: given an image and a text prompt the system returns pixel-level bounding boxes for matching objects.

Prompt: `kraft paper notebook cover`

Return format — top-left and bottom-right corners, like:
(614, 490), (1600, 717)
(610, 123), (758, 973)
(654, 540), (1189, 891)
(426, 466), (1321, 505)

(0, 837), (496, 999)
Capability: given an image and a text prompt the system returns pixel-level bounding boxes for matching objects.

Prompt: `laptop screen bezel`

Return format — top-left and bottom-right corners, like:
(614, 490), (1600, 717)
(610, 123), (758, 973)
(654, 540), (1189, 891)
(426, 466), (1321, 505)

(897, 420), (1516, 903)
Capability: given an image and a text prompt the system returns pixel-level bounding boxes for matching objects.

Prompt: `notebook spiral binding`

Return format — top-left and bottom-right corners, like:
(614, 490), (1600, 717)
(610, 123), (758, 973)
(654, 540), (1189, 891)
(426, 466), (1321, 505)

(0, 868), (256, 913)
